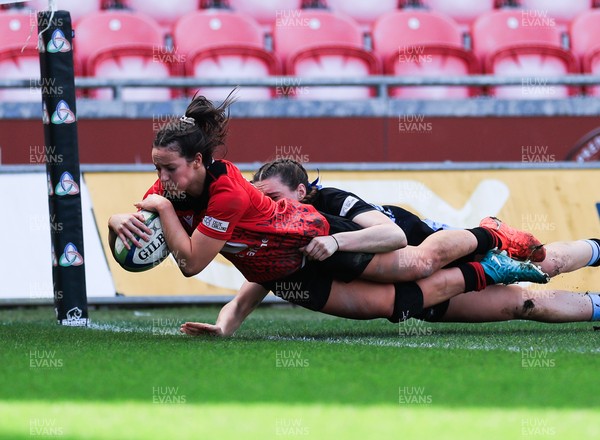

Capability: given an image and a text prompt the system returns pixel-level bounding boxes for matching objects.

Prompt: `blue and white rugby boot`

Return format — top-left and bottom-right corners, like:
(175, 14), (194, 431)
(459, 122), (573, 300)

(480, 249), (549, 285)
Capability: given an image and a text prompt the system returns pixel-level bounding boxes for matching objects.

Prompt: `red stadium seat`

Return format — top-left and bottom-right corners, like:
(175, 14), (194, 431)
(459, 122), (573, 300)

(472, 10), (578, 98)
(173, 10), (278, 100)
(420, 0), (495, 30)
(121, 0), (198, 31)
(571, 9), (600, 95)
(325, 0), (398, 29)
(372, 10), (479, 99)
(519, 0), (593, 30)
(75, 11), (172, 100)
(26, 0), (103, 24)
(273, 9), (378, 99)
(0, 12), (40, 102)
(228, 0), (303, 30)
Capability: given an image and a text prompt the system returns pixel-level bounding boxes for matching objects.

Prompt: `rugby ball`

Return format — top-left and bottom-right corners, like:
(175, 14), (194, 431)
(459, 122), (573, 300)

(114, 210), (170, 272)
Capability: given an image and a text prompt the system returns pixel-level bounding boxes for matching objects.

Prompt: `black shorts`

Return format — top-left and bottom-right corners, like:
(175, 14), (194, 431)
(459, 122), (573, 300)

(382, 205), (436, 246)
(261, 249), (373, 311)
(413, 300), (451, 322)
(261, 260), (332, 311)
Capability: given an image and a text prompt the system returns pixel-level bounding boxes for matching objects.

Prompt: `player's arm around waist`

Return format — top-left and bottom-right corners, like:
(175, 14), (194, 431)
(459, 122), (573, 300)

(136, 194), (225, 277)
(336, 210), (407, 253)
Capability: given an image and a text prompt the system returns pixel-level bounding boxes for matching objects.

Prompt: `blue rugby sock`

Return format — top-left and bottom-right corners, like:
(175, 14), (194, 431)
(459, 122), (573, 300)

(586, 293), (600, 321)
(584, 239), (600, 267)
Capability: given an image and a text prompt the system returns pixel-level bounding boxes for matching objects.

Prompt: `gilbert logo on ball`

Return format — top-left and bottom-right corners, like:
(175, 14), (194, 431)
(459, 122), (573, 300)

(114, 210), (171, 272)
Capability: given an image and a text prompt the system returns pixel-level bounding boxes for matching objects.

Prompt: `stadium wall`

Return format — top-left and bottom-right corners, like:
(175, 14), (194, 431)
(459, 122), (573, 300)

(1, 116), (599, 165)
(2, 97), (600, 165)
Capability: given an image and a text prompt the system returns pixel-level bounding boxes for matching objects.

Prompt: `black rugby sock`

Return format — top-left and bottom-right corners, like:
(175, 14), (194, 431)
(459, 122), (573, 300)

(467, 227), (501, 255)
(458, 262), (487, 292)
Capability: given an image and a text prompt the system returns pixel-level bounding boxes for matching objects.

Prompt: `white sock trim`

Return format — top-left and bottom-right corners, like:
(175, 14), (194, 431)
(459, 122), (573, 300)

(584, 239), (600, 266)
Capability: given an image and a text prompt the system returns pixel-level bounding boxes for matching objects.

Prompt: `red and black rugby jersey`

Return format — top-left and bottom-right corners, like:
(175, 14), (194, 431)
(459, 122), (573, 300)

(144, 160), (329, 283)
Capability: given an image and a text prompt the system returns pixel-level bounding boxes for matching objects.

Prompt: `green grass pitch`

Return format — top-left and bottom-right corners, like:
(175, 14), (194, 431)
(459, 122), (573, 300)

(1, 305), (599, 439)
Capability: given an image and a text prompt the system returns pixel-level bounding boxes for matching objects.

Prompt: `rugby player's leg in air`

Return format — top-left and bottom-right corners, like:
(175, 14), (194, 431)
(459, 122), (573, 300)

(538, 239), (600, 277)
(325, 238), (600, 322)
(436, 286), (600, 324)
(359, 247), (549, 286)
(359, 218), (547, 283)
(417, 238), (600, 324)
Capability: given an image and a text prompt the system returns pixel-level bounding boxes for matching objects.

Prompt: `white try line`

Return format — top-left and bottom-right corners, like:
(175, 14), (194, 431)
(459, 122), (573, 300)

(265, 335), (600, 354)
(86, 323), (600, 353)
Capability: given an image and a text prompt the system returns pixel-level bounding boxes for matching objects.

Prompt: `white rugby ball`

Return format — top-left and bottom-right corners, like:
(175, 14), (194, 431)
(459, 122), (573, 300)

(114, 210), (170, 272)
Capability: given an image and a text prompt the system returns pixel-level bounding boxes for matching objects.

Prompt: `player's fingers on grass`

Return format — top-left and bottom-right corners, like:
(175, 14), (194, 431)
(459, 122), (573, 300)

(185, 322), (213, 331)
(180, 323), (204, 335)
(180, 326), (196, 335)
(180, 325), (200, 336)
(186, 323), (222, 336)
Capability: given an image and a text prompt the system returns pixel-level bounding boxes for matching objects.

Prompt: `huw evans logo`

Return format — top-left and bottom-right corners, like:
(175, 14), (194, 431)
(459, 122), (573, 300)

(51, 100), (76, 124)
(47, 29), (71, 53)
(59, 243), (83, 267)
(54, 171), (79, 196)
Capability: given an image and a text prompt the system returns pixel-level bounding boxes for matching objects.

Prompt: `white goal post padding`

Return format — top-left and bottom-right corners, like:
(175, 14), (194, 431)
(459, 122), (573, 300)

(0, 172), (115, 298)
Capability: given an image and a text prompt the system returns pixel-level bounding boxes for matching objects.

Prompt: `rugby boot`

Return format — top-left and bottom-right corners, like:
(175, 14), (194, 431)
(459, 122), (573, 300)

(480, 216), (546, 262)
(479, 249), (549, 285)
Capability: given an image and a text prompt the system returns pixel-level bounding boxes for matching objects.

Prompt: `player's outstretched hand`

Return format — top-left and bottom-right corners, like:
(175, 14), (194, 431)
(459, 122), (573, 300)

(180, 322), (225, 337)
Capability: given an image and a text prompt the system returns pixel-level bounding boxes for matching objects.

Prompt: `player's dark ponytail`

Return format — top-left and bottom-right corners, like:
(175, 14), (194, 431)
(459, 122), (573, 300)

(253, 159), (319, 204)
(153, 91), (236, 166)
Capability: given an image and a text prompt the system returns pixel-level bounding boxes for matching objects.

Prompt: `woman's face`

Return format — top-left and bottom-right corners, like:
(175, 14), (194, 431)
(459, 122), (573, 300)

(152, 147), (205, 197)
(254, 176), (303, 201)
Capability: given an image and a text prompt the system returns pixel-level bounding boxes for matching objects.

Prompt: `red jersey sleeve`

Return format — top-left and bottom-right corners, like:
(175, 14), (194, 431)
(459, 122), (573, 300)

(143, 179), (163, 198)
(197, 174), (250, 240)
